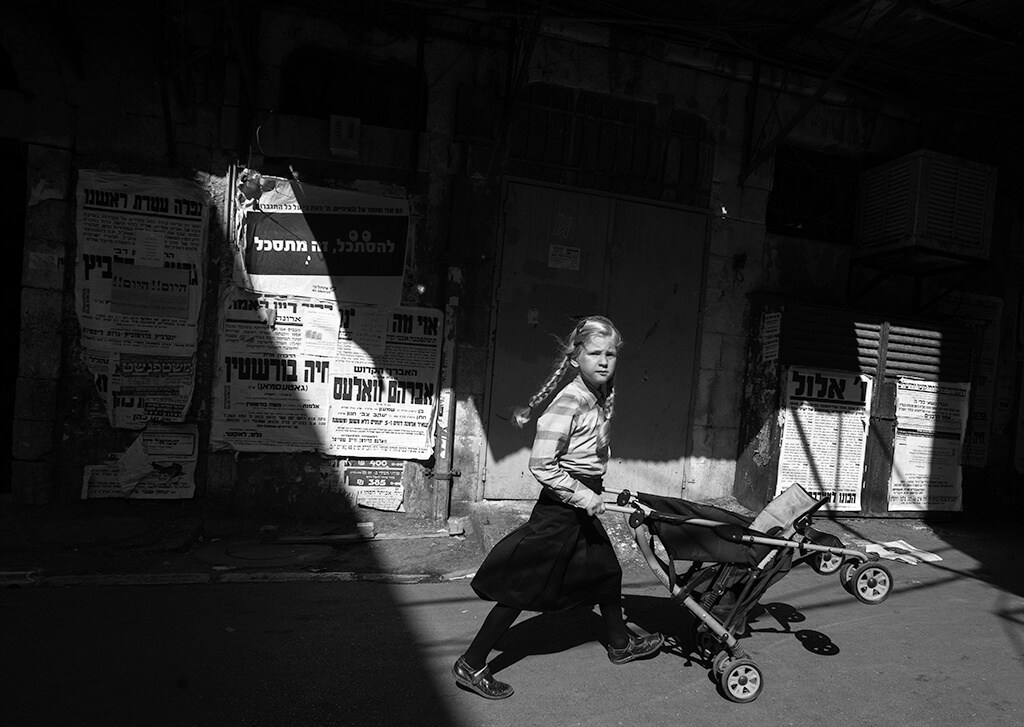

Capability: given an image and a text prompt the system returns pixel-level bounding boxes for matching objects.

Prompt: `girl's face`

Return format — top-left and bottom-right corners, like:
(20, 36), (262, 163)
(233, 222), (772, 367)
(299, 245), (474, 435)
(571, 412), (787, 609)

(571, 334), (618, 389)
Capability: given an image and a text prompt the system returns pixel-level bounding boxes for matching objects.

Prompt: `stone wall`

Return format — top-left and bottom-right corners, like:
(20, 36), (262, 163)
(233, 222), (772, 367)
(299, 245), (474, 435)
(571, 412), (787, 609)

(5, 6), (1020, 517)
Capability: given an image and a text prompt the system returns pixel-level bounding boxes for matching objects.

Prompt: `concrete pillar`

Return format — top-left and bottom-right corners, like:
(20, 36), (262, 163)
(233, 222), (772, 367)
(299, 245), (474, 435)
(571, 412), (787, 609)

(11, 145), (72, 504)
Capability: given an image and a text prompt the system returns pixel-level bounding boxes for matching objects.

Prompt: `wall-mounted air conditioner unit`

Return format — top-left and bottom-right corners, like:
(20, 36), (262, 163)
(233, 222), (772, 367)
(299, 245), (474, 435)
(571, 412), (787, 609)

(329, 115), (360, 158)
(855, 149), (997, 262)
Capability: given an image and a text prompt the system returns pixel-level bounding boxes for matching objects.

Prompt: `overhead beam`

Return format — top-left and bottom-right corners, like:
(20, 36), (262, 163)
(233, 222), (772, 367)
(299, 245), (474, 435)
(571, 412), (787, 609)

(909, 0), (1024, 48)
(738, 0), (913, 186)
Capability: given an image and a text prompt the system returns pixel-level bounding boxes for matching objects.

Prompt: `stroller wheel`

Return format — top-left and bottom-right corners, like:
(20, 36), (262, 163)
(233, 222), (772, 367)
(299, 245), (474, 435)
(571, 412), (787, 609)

(838, 559), (857, 590)
(848, 562), (893, 604)
(718, 658), (763, 703)
(691, 622), (718, 662)
(712, 649), (730, 675)
(811, 551), (843, 575)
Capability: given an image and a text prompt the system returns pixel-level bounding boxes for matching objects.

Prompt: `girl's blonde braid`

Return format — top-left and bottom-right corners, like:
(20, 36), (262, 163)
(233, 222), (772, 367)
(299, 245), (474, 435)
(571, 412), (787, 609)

(595, 387), (614, 453)
(510, 356), (571, 428)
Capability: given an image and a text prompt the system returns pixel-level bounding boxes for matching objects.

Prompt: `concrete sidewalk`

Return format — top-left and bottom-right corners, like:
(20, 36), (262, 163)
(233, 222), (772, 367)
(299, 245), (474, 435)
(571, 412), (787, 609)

(0, 493), (1014, 591)
(4, 494), (1022, 725)
(0, 495), (485, 587)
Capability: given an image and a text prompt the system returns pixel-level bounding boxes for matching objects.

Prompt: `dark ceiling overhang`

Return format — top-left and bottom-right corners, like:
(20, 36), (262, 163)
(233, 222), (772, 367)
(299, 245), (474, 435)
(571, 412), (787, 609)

(324, 0), (1024, 121)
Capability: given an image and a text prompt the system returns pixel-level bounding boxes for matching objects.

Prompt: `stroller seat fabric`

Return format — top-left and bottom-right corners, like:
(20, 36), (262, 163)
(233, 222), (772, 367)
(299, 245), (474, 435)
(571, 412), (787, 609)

(636, 494), (761, 566)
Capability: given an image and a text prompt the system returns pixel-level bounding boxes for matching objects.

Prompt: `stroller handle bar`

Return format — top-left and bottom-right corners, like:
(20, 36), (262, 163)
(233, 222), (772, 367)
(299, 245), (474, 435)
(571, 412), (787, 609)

(603, 503), (872, 565)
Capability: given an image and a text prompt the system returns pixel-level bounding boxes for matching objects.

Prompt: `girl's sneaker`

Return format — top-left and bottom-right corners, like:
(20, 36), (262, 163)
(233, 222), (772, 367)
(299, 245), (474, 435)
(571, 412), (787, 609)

(452, 656), (514, 699)
(607, 632), (664, 664)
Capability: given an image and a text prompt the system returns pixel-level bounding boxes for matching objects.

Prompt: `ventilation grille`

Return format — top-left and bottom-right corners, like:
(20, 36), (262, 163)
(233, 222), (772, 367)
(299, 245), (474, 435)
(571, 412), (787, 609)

(856, 150), (996, 259)
(781, 305), (882, 375)
(886, 324), (972, 380)
(779, 304), (973, 382)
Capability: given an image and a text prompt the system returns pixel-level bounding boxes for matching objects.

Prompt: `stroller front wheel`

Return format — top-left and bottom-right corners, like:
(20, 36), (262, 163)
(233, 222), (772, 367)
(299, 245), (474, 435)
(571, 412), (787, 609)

(718, 658), (764, 703)
(848, 562), (893, 604)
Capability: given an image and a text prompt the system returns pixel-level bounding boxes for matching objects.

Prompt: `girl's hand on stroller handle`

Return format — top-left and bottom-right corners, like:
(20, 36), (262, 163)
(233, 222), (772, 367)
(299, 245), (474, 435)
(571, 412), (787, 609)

(604, 488), (634, 507)
(604, 488), (654, 524)
(603, 502), (650, 529)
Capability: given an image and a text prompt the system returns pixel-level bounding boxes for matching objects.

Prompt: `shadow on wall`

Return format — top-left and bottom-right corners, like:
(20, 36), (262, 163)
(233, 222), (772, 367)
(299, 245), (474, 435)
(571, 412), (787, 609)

(218, 169), (471, 723)
(218, 173), (422, 518)
(2, 140), (25, 494)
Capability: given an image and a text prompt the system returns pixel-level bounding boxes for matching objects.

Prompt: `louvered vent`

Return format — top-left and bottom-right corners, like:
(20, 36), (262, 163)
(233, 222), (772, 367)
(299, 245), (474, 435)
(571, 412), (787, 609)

(778, 304), (973, 383)
(856, 150), (997, 260)
(781, 305), (882, 375)
(886, 324), (972, 381)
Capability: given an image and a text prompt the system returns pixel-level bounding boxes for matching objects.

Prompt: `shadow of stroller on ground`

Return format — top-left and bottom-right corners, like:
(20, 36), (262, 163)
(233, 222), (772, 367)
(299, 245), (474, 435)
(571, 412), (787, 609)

(622, 594), (842, 663)
(487, 606), (605, 675)
(753, 602), (841, 656)
(485, 590), (843, 680)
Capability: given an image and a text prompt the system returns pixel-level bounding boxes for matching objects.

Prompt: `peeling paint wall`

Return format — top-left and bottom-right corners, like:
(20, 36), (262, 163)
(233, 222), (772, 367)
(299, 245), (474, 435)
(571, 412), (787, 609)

(5, 6), (1020, 517)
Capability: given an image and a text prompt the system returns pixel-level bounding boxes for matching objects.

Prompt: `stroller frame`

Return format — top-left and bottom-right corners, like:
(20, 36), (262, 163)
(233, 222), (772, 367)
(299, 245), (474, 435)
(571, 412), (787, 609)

(606, 483), (894, 703)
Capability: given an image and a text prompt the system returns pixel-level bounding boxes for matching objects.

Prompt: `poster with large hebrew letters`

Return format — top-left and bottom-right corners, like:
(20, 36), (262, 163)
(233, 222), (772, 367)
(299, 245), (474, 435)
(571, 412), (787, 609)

(75, 170), (209, 428)
(234, 174), (409, 306)
(76, 170), (209, 354)
(775, 368), (873, 512)
(210, 288), (442, 459)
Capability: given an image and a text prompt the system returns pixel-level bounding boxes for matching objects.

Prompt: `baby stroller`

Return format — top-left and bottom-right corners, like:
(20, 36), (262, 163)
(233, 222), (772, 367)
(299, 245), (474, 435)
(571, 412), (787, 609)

(606, 483), (893, 704)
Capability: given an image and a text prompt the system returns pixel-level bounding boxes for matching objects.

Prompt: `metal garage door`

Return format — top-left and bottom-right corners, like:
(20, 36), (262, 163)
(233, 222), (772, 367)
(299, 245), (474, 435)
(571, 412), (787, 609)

(484, 181), (708, 499)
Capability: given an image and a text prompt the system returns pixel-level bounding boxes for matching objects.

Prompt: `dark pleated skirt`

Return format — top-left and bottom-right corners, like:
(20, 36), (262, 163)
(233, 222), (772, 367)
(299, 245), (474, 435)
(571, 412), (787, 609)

(471, 489), (623, 612)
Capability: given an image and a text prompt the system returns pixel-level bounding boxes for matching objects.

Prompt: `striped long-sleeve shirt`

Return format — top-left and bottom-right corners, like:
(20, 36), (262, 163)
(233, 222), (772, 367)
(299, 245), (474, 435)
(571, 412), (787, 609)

(528, 375), (609, 507)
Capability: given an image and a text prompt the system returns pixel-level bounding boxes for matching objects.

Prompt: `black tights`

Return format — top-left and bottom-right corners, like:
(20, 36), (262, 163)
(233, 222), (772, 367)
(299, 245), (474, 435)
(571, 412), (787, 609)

(462, 601), (631, 670)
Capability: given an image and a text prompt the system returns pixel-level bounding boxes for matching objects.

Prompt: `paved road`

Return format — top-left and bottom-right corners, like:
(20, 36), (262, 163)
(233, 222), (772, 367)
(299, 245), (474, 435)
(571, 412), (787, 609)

(3, 528), (1023, 727)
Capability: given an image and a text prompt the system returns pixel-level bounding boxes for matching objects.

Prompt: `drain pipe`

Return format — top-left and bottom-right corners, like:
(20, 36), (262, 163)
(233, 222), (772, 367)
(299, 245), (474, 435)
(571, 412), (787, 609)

(431, 267), (463, 530)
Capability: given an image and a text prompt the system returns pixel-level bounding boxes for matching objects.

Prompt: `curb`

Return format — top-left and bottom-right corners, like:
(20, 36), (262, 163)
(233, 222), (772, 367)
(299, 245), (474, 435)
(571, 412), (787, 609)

(20, 570), (476, 588)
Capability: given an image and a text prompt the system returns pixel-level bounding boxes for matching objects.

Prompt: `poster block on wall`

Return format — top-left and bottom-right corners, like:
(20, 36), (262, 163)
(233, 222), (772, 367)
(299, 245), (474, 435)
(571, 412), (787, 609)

(234, 173), (410, 307)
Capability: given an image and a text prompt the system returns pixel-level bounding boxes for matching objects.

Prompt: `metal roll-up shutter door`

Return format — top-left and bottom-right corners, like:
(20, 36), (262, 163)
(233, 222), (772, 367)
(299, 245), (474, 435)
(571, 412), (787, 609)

(780, 303), (882, 374)
(885, 323), (973, 382)
(779, 304), (973, 384)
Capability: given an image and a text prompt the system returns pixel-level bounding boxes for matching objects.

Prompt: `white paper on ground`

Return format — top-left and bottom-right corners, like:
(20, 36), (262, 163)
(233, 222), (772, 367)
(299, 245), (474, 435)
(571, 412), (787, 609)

(852, 538), (943, 565)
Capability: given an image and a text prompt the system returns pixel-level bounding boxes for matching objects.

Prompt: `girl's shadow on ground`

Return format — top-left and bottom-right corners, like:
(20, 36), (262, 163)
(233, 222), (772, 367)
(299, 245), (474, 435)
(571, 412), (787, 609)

(487, 594), (699, 674)
(488, 606), (605, 674)
(486, 594), (837, 675)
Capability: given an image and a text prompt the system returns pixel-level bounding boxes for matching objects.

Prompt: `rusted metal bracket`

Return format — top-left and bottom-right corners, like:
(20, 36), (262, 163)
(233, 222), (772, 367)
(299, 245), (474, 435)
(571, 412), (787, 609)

(430, 470), (462, 482)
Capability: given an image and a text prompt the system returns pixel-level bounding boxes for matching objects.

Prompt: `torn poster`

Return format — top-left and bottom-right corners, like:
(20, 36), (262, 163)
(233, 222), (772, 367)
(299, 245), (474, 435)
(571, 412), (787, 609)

(75, 170), (209, 355)
(81, 423), (198, 499)
(75, 170), (209, 428)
